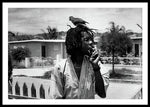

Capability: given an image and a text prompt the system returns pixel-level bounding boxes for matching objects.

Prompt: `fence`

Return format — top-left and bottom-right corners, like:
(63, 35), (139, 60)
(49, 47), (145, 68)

(9, 76), (55, 99)
(132, 88), (142, 99)
(22, 56), (142, 68)
(101, 57), (142, 65)
(9, 76), (142, 99)
(25, 57), (55, 68)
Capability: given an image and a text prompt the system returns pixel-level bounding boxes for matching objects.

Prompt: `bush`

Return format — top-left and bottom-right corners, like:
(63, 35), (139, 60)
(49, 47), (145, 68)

(11, 46), (31, 62)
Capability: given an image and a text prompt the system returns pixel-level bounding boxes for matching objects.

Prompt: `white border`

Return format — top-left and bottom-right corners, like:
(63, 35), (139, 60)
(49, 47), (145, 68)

(3, 2), (148, 105)
(2, 2), (148, 8)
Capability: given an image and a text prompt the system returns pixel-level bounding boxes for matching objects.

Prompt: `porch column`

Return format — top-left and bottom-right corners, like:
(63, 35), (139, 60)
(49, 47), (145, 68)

(60, 43), (63, 59)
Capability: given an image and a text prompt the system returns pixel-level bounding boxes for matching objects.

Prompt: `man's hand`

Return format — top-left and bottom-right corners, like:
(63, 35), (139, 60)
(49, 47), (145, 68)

(89, 47), (101, 71)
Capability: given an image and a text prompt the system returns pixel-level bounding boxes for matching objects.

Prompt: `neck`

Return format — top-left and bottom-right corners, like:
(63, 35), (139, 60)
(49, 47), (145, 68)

(70, 52), (84, 80)
(71, 52), (84, 66)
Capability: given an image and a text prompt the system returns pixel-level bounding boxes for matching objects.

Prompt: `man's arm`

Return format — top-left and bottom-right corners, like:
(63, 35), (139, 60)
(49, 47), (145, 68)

(94, 65), (106, 98)
(90, 47), (109, 98)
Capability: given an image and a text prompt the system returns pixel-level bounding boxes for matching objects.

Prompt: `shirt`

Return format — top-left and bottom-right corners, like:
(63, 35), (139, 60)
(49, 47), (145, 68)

(49, 56), (109, 99)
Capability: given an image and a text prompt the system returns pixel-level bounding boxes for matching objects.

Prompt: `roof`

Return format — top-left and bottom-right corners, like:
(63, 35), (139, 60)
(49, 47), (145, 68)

(8, 36), (142, 44)
(8, 39), (65, 44)
(130, 37), (142, 40)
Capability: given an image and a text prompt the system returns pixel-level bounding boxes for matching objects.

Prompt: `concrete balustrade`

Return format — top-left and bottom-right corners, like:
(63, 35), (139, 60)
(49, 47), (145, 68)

(11, 76), (52, 99)
(9, 76), (142, 99)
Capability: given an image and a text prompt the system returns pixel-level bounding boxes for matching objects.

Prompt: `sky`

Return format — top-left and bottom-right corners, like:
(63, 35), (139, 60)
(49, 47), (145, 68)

(8, 5), (142, 34)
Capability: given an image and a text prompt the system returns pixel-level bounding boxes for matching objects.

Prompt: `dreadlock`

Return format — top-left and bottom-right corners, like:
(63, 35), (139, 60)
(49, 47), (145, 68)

(65, 25), (94, 56)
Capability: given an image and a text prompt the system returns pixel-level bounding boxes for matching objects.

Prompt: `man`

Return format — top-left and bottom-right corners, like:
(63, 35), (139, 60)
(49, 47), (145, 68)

(49, 25), (109, 99)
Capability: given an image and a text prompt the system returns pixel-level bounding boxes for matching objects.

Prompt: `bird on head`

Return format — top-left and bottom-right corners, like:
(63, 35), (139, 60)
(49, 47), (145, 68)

(69, 16), (89, 26)
(69, 16), (98, 32)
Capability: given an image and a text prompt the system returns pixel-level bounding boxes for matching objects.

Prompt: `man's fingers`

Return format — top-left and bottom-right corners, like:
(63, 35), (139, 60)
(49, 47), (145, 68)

(91, 49), (99, 57)
(93, 55), (100, 64)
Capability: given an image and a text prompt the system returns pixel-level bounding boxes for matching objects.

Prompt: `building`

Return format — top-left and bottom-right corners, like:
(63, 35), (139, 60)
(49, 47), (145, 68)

(130, 36), (142, 57)
(8, 35), (142, 60)
(9, 39), (66, 60)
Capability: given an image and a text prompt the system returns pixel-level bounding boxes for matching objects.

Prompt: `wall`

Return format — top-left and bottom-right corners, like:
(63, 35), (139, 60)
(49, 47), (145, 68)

(46, 42), (62, 59)
(132, 39), (142, 57)
(63, 43), (67, 58)
(10, 42), (42, 57)
(9, 41), (67, 59)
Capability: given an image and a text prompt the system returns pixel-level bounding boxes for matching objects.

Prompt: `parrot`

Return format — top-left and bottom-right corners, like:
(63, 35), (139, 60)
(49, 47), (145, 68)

(69, 16), (89, 26)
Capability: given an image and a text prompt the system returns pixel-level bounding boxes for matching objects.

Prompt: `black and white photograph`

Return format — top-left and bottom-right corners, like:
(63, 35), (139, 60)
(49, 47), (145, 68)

(3, 2), (148, 105)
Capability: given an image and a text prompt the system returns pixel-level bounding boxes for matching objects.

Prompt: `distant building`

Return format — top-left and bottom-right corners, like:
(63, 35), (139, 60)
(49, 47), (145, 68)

(9, 39), (66, 59)
(130, 36), (142, 57)
(9, 34), (142, 59)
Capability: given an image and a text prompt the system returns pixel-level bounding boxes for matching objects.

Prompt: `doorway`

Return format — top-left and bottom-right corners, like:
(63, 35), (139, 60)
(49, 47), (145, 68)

(135, 44), (139, 57)
(42, 45), (46, 57)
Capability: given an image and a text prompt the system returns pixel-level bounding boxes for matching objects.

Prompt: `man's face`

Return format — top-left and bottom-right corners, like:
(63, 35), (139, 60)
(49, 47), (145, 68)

(81, 32), (94, 56)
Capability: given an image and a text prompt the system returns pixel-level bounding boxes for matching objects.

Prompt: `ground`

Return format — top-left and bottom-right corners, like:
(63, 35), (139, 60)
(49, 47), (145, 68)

(12, 64), (142, 99)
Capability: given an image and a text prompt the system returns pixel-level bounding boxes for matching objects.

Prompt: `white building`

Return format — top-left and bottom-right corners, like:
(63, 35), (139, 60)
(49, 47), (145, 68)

(9, 39), (66, 60)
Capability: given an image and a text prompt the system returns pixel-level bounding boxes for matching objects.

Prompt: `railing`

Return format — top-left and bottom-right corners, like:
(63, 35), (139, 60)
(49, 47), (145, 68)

(9, 76), (54, 99)
(101, 57), (142, 65)
(8, 94), (38, 99)
(22, 56), (142, 69)
(25, 57), (55, 68)
(9, 76), (142, 99)
(132, 88), (142, 99)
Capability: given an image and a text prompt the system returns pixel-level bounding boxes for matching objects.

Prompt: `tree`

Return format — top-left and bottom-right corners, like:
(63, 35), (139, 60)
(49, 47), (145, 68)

(41, 26), (58, 39)
(47, 26), (58, 39)
(11, 46), (31, 62)
(8, 31), (17, 41)
(8, 31), (35, 41)
(98, 22), (133, 74)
